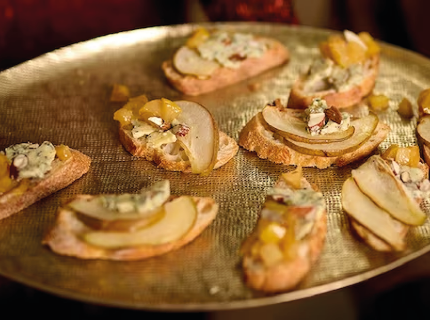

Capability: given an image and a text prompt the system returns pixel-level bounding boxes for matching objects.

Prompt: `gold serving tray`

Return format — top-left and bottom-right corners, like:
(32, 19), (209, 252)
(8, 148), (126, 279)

(1, 22), (430, 311)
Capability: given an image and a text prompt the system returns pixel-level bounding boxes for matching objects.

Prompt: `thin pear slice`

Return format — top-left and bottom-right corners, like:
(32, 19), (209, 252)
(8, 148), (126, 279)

(280, 113), (378, 156)
(174, 100), (219, 175)
(417, 115), (430, 147)
(68, 180), (170, 221)
(173, 46), (220, 77)
(83, 196), (197, 249)
(76, 207), (165, 232)
(351, 155), (427, 226)
(262, 105), (355, 144)
(342, 177), (405, 251)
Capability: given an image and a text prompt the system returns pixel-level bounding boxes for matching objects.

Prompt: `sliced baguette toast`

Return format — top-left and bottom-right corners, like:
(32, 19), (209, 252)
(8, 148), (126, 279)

(287, 55), (379, 110)
(241, 172), (327, 292)
(43, 195), (218, 261)
(344, 157), (428, 252)
(162, 38), (289, 96)
(119, 127), (238, 172)
(0, 148), (91, 221)
(239, 111), (390, 169)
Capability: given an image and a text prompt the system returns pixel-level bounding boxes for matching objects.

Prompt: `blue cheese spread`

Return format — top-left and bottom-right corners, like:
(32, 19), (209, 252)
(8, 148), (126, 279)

(389, 160), (430, 200)
(100, 180), (170, 214)
(303, 58), (365, 93)
(5, 141), (56, 180)
(262, 187), (325, 241)
(305, 98), (351, 136)
(197, 31), (268, 69)
(130, 119), (181, 148)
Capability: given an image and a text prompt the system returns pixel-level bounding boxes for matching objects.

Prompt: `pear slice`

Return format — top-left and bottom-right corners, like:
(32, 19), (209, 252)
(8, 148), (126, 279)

(342, 177), (405, 250)
(76, 207), (165, 232)
(68, 180), (170, 221)
(83, 196), (197, 249)
(280, 112), (378, 157)
(173, 46), (220, 77)
(262, 105), (355, 144)
(351, 155), (427, 226)
(417, 115), (430, 147)
(174, 100), (219, 175)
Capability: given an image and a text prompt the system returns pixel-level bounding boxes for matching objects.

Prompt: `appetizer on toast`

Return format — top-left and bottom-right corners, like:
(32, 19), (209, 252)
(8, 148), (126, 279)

(342, 149), (429, 252)
(416, 88), (430, 165)
(288, 30), (380, 109)
(162, 27), (289, 96)
(0, 141), (91, 220)
(43, 180), (218, 260)
(114, 96), (238, 175)
(239, 98), (390, 169)
(241, 167), (327, 292)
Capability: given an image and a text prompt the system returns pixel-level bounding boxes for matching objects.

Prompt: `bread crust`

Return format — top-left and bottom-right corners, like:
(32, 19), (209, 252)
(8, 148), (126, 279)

(162, 38), (289, 96)
(119, 126), (238, 172)
(242, 176), (327, 292)
(287, 55), (379, 109)
(239, 112), (390, 169)
(0, 149), (91, 220)
(43, 196), (218, 261)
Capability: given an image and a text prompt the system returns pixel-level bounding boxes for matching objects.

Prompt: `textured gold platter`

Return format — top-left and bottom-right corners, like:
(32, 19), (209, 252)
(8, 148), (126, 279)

(1, 22), (430, 311)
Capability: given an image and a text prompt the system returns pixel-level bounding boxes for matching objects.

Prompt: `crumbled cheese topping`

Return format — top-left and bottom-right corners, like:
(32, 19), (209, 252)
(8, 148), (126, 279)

(388, 159), (430, 199)
(5, 141), (56, 180)
(303, 58), (365, 93)
(100, 180), (170, 214)
(197, 31), (267, 69)
(305, 98), (351, 136)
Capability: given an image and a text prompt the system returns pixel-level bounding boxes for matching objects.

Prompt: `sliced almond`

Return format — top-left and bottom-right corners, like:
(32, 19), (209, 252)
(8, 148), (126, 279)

(342, 177), (406, 251)
(351, 155), (427, 226)
(324, 106), (343, 124)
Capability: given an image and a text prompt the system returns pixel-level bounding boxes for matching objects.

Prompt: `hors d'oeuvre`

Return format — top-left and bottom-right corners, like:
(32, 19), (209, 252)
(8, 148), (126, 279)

(162, 27), (289, 96)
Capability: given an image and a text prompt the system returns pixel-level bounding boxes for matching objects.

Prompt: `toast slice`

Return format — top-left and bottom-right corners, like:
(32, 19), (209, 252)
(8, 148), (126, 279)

(162, 36), (289, 96)
(241, 170), (327, 292)
(0, 144), (91, 220)
(43, 191), (218, 261)
(119, 127), (238, 172)
(239, 111), (390, 169)
(287, 55), (379, 109)
(343, 154), (429, 251)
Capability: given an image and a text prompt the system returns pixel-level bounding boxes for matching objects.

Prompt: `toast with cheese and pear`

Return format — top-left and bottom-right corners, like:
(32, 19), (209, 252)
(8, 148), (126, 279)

(114, 97), (238, 174)
(239, 98), (390, 169)
(241, 168), (327, 292)
(288, 30), (380, 109)
(43, 180), (218, 260)
(0, 142), (90, 220)
(162, 27), (289, 96)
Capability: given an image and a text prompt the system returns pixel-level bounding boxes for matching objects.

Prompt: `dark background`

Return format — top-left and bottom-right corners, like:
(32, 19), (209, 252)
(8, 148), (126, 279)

(0, 0), (429, 70)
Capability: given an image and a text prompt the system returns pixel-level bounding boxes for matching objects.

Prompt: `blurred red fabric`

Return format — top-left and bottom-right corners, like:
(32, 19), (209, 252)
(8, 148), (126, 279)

(0, 0), (185, 69)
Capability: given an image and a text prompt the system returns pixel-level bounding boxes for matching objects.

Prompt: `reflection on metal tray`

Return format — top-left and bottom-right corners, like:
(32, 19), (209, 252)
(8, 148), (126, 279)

(1, 22), (430, 311)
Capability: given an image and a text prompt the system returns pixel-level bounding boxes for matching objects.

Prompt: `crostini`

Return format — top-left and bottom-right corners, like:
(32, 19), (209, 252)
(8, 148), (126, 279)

(239, 98), (390, 169)
(162, 27), (289, 96)
(43, 180), (218, 260)
(114, 96), (238, 175)
(416, 88), (430, 165)
(0, 141), (91, 220)
(342, 149), (429, 252)
(287, 30), (380, 109)
(240, 167), (327, 292)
